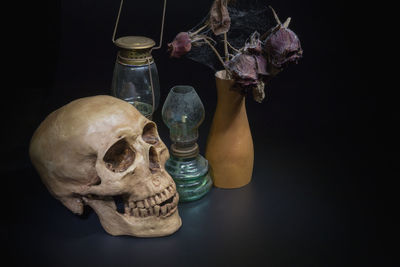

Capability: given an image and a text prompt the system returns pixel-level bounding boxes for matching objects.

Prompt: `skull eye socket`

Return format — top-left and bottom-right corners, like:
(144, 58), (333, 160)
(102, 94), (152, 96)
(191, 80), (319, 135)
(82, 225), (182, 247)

(103, 139), (135, 172)
(142, 122), (159, 145)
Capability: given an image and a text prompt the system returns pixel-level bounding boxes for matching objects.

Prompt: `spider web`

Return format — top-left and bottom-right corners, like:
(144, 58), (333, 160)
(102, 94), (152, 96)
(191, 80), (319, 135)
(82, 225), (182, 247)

(185, 0), (275, 71)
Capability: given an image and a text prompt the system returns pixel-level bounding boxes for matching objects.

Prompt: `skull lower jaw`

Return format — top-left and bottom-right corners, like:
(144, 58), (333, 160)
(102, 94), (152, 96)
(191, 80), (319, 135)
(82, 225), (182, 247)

(83, 197), (182, 237)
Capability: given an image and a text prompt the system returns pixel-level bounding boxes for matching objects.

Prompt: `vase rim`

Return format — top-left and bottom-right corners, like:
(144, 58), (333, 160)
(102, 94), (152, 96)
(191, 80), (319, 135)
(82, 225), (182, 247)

(171, 85), (195, 94)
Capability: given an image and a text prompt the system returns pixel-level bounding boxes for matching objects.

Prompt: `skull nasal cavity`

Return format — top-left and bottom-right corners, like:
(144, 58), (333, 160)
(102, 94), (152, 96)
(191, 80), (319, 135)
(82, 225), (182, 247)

(142, 122), (159, 145)
(103, 139), (135, 172)
(149, 146), (160, 173)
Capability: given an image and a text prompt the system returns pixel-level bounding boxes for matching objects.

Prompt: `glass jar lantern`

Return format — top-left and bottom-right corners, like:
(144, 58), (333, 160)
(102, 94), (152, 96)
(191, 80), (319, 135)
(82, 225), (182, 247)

(112, 36), (160, 119)
(111, 0), (166, 119)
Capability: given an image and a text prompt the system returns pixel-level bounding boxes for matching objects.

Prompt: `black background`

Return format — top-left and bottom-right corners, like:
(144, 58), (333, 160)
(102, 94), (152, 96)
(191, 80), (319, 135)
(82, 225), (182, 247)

(4, 0), (379, 266)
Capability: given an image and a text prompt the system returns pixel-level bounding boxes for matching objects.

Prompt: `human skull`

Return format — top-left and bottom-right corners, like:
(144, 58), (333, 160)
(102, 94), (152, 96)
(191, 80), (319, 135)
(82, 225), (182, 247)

(29, 95), (182, 237)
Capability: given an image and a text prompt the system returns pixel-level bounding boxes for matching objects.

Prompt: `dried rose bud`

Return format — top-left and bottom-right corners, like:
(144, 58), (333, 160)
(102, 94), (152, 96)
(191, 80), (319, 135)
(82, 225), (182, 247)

(167, 32), (192, 58)
(265, 26), (302, 70)
(210, 0), (231, 35)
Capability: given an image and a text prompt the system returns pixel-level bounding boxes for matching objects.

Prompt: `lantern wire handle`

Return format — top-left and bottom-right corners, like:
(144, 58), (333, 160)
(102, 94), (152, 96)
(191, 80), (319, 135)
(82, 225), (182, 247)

(151, 0), (167, 51)
(112, 0), (167, 47)
(112, 0), (124, 43)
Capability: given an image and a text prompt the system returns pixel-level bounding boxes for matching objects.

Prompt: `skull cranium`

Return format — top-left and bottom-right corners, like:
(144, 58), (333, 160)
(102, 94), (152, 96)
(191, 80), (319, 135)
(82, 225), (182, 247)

(29, 95), (182, 237)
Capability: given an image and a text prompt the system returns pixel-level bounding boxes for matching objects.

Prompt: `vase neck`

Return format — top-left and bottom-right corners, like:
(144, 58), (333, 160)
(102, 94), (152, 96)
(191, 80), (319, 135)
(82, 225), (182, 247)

(215, 72), (245, 112)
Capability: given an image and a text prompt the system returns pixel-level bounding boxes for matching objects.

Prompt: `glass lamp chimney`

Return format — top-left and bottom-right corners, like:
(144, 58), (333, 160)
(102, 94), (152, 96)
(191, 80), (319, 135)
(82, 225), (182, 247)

(162, 86), (212, 202)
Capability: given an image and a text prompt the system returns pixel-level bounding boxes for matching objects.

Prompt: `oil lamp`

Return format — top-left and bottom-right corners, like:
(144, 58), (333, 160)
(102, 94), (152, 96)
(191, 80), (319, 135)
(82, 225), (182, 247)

(111, 0), (166, 119)
(162, 85), (212, 202)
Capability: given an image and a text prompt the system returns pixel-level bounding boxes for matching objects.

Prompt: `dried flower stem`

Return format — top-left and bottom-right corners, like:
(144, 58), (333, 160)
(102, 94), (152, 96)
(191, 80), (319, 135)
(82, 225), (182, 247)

(202, 37), (228, 72)
(224, 33), (229, 62)
(190, 23), (209, 37)
(226, 40), (240, 53)
(269, 6), (281, 24)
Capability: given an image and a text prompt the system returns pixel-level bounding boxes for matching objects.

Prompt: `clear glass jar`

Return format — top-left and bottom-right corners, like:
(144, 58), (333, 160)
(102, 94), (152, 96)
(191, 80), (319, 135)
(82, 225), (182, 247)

(111, 61), (160, 119)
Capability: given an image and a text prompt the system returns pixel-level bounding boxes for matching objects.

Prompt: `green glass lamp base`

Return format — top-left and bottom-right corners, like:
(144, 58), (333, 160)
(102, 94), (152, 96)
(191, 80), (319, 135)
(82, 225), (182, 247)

(165, 154), (212, 202)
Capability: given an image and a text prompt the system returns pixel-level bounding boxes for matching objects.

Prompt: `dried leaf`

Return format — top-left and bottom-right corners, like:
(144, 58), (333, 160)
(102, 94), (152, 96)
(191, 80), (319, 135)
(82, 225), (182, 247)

(252, 80), (266, 103)
(254, 54), (268, 76)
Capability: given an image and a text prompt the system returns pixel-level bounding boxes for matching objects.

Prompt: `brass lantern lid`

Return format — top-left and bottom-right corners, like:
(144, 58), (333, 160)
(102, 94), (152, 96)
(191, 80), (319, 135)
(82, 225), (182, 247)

(114, 36), (155, 50)
(115, 36), (156, 66)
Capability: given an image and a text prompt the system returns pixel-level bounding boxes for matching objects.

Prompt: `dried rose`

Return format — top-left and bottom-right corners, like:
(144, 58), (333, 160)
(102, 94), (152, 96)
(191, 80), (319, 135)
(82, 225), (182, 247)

(240, 32), (269, 77)
(226, 53), (258, 85)
(264, 7), (302, 72)
(265, 26), (302, 70)
(167, 32), (192, 58)
(209, 0), (231, 35)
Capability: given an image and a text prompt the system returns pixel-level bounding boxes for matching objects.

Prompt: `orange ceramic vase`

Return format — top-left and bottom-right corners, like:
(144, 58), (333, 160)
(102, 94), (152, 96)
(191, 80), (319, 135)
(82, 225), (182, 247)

(205, 70), (254, 188)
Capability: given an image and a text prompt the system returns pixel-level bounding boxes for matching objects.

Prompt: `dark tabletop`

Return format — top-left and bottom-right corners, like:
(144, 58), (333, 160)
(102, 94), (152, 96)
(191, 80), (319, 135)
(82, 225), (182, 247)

(3, 0), (378, 266)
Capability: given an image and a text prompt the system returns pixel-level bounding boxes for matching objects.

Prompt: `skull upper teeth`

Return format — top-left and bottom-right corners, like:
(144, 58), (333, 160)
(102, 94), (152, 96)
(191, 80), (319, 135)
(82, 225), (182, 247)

(125, 184), (178, 218)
